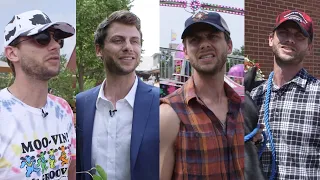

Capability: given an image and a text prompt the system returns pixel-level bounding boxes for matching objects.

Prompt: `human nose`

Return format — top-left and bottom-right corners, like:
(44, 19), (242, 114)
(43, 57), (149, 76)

(48, 35), (61, 50)
(283, 32), (296, 44)
(122, 39), (133, 52)
(199, 39), (212, 50)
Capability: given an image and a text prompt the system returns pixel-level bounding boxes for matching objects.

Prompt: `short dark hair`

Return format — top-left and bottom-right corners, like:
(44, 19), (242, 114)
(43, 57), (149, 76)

(94, 10), (142, 48)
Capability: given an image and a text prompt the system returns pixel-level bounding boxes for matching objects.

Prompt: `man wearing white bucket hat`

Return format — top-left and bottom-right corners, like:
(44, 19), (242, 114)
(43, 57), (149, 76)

(0, 10), (76, 180)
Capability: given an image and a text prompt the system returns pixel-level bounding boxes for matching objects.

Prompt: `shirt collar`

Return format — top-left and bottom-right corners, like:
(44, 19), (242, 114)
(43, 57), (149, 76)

(256, 68), (310, 96)
(96, 76), (138, 109)
(124, 76), (138, 108)
(290, 68), (309, 89)
(184, 76), (242, 105)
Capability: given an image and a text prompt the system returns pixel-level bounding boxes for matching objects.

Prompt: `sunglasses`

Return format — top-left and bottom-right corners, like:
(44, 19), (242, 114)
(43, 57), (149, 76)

(14, 30), (64, 48)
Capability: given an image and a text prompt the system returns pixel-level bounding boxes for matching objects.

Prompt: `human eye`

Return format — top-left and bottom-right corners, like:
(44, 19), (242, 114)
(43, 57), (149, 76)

(277, 29), (287, 35)
(111, 37), (124, 44)
(131, 38), (140, 44)
(208, 33), (220, 39)
(189, 37), (199, 43)
(295, 32), (306, 40)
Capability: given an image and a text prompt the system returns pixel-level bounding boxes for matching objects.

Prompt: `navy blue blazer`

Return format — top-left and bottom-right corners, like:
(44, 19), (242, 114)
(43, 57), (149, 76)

(76, 79), (159, 180)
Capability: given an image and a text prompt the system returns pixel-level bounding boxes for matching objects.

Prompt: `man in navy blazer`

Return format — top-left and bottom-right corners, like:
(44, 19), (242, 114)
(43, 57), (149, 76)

(76, 10), (159, 180)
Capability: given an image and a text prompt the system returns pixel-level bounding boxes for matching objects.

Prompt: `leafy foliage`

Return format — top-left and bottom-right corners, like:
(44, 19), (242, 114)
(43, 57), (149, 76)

(95, 165), (107, 180)
(77, 165), (108, 180)
(244, 57), (265, 80)
(232, 45), (244, 56)
(48, 55), (75, 105)
(0, 73), (13, 89)
(0, 54), (13, 89)
(76, 0), (133, 92)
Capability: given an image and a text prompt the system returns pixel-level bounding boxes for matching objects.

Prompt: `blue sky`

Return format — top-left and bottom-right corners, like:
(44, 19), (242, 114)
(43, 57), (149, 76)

(0, 0), (76, 60)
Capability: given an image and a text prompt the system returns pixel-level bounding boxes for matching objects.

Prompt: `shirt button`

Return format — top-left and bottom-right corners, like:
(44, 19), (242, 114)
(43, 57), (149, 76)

(275, 111), (279, 116)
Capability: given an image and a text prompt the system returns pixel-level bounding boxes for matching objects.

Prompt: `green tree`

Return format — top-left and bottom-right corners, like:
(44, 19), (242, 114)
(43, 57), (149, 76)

(232, 45), (244, 56)
(0, 54), (13, 89)
(76, 0), (133, 92)
(48, 55), (75, 105)
(0, 73), (13, 89)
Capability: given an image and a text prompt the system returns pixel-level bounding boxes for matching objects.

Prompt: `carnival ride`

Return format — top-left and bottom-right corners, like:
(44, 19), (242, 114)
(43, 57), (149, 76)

(160, 0), (244, 16)
(160, 44), (245, 99)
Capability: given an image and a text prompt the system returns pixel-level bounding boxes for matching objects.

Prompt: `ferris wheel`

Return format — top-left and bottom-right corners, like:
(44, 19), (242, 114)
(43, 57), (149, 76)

(160, 0), (244, 16)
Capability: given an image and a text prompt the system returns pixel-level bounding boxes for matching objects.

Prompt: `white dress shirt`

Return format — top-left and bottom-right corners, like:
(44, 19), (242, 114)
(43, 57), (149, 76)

(91, 76), (138, 180)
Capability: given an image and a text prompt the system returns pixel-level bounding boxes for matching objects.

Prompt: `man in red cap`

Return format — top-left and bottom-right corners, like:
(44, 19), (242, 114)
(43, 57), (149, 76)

(251, 10), (320, 179)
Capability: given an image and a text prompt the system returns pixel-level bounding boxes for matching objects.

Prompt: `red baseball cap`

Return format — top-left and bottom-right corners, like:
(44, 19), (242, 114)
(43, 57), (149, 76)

(273, 10), (313, 41)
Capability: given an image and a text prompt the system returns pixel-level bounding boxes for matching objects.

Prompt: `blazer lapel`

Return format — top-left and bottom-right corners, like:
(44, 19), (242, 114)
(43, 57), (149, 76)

(130, 80), (154, 171)
(82, 85), (100, 174)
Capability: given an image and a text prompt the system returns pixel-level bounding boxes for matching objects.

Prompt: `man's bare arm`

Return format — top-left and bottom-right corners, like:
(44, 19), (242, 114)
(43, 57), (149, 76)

(68, 159), (76, 180)
(160, 104), (180, 180)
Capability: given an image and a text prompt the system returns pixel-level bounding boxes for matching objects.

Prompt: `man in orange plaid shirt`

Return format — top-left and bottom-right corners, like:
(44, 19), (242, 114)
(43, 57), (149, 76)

(160, 11), (245, 180)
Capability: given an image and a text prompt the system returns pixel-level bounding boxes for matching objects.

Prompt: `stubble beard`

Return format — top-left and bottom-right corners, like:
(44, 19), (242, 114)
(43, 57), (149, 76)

(20, 57), (60, 81)
(272, 44), (306, 67)
(190, 51), (227, 76)
(102, 55), (139, 76)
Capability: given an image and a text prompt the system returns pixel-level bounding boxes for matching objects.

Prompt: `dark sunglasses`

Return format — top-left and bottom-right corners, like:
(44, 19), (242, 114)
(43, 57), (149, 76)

(13, 30), (64, 48)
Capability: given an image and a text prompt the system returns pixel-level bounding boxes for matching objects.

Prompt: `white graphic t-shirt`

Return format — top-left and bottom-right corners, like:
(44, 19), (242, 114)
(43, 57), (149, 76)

(0, 88), (76, 180)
